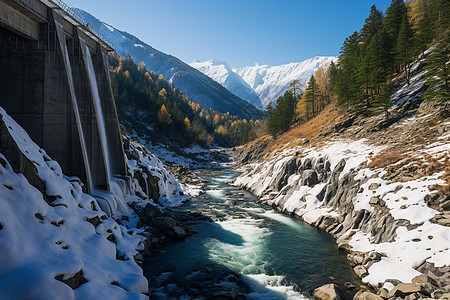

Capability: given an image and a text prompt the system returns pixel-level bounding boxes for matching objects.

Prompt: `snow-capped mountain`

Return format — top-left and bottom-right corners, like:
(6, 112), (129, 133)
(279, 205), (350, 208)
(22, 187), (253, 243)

(190, 60), (264, 110)
(235, 56), (336, 107)
(73, 9), (262, 120)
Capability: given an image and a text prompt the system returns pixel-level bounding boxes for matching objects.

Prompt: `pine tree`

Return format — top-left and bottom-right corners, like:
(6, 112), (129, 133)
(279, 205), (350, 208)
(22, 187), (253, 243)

(372, 84), (393, 119)
(367, 28), (394, 93)
(424, 34), (449, 101)
(360, 5), (384, 45)
(396, 13), (415, 84)
(335, 32), (361, 107)
(383, 0), (407, 49)
(304, 75), (319, 118)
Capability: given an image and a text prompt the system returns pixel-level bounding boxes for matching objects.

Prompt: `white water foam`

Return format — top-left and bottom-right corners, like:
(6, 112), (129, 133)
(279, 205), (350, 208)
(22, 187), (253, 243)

(244, 274), (309, 300)
(204, 217), (307, 299)
(260, 210), (305, 232)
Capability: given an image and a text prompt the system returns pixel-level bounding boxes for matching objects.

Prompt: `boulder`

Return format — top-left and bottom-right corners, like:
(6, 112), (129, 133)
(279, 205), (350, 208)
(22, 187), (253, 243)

(313, 284), (341, 300)
(377, 288), (388, 299)
(354, 265), (369, 278)
(411, 274), (437, 286)
(173, 226), (187, 238)
(369, 183), (381, 190)
(387, 283), (421, 298)
(370, 196), (380, 206)
(354, 291), (383, 300)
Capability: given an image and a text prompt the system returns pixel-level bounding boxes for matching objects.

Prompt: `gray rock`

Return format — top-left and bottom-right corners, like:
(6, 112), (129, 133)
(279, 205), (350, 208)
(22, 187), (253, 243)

(354, 265), (369, 278)
(370, 196), (380, 206)
(173, 226), (186, 237)
(387, 283), (421, 298)
(369, 183), (381, 190)
(313, 283), (341, 300)
(377, 288), (389, 299)
(302, 169), (319, 187)
(354, 290), (383, 300)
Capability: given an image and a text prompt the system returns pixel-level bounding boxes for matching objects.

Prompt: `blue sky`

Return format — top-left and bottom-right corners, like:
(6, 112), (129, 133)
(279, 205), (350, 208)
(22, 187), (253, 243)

(64, 0), (392, 68)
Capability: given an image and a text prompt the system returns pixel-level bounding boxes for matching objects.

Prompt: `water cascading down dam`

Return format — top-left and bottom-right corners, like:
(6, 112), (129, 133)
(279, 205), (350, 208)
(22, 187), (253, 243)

(0, 0), (126, 194)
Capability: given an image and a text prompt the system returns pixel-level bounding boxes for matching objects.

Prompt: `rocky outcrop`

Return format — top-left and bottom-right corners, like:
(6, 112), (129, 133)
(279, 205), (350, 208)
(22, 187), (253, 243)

(233, 138), (450, 298)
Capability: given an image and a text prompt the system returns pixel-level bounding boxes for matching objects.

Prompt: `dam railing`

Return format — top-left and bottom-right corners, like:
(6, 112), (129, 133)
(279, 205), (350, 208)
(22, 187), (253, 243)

(50, 0), (116, 50)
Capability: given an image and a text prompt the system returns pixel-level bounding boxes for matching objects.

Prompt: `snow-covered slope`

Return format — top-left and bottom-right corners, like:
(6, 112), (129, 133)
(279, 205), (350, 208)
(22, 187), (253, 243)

(73, 9), (262, 120)
(235, 56), (336, 107)
(0, 106), (190, 299)
(190, 59), (264, 110)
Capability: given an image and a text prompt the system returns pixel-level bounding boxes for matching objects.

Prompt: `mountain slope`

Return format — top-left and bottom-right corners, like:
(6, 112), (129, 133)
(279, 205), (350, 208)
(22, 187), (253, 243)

(235, 56), (336, 107)
(73, 9), (262, 120)
(189, 59), (264, 110)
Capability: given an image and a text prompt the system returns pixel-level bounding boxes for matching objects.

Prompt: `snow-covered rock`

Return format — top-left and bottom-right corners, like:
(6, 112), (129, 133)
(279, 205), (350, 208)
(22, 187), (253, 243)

(190, 59), (264, 110)
(0, 107), (148, 299)
(0, 106), (190, 299)
(234, 138), (450, 290)
(235, 56), (336, 107)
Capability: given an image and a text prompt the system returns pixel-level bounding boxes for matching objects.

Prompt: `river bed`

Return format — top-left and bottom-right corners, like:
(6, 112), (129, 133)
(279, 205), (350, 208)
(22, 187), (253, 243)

(144, 167), (362, 299)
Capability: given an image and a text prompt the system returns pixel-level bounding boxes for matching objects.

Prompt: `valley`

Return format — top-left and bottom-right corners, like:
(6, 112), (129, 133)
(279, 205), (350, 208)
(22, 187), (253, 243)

(0, 0), (449, 299)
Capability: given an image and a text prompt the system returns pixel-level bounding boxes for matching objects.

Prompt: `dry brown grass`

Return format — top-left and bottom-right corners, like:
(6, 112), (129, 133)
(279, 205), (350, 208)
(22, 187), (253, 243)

(429, 155), (450, 196)
(267, 103), (343, 153)
(367, 147), (409, 169)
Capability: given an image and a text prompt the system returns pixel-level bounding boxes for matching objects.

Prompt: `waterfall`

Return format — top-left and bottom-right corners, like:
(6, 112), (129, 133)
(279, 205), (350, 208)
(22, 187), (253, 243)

(63, 44), (94, 192)
(85, 45), (111, 182)
(84, 45), (133, 217)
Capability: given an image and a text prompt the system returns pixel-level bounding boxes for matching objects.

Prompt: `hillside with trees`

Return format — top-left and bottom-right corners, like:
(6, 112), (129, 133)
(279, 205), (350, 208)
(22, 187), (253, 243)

(109, 54), (261, 147)
(265, 0), (448, 137)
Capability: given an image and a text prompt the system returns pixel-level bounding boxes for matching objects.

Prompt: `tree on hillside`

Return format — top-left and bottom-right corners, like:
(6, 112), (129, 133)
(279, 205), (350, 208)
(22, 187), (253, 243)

(267, 91), (296, 137)
(424, 34), (449, 101)
(383, 0), (407, 50)
(396, 13), (415, 84)
(158, 104), (172, 137)
(372, 84), (393, 119)
(335, 31), (361, 107)
(304, 75), (319, 118)
(360, 5), (384, 45)
(288, 80), (301, 99)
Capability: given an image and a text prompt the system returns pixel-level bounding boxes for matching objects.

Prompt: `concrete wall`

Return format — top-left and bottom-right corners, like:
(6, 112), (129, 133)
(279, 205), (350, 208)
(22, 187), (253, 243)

(0, 4), (127, 194)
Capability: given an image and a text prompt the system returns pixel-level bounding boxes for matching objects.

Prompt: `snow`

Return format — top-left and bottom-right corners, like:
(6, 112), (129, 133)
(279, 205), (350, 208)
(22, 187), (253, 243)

(235, 56), (337, 107)
(0, 106), (193, 298)
(235, 138), (450, 288)
(104, 23), (114, 32)
(0, 107), (148, 299)
(190, 59), (264, 109)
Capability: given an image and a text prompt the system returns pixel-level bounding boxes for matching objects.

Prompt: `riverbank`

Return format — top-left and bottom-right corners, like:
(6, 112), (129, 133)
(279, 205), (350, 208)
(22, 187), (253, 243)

(231, 100), (450, 299)
(144, 167), (367, 299)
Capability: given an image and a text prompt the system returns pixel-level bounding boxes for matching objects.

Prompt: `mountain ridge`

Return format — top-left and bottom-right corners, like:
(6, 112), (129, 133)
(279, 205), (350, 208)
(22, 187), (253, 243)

(73, 8), (262, 120)
(234, 56), (336, 107)
(189, 59), (264, 109)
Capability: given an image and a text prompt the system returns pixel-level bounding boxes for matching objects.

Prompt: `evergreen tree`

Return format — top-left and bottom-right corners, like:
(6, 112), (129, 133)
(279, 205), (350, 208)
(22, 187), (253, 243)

(383, 0), (407, 49)
(424, 32), (449, 101)
(304, 75), (319, 117)
(367, 28), (394, 93)
(360, 5), (384, 45)
(372, 84), (393, 119)
(335, 32), (361, 107)
(414, 1), (434, 56)
(396, 13), (415, 84)
(266, 92), (296, 137)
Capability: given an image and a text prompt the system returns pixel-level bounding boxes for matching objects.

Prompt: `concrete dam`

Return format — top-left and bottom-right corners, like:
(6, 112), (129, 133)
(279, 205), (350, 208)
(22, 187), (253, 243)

(0, 0), (126, 194)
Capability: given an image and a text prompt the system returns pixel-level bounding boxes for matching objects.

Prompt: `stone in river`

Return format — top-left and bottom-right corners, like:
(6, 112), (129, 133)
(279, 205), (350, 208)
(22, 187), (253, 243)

(312, 283), (341, 300)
